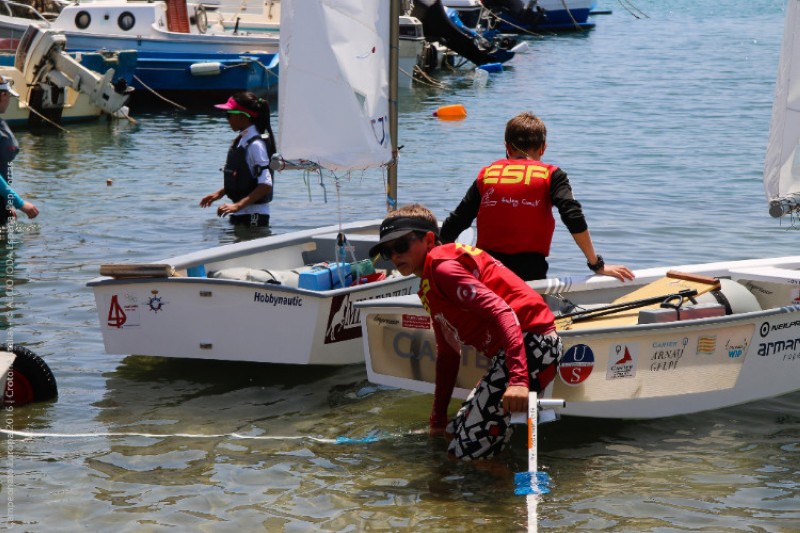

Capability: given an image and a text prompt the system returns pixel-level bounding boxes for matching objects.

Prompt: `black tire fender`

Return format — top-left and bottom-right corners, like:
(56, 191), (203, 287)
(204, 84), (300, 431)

(2, 343), (58, 406)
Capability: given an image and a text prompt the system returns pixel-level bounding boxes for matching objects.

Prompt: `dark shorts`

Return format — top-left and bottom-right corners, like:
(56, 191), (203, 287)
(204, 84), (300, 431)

(446, 331), (563, 460)
(228, 213), (270, 227)
(485, 250), (548, 281)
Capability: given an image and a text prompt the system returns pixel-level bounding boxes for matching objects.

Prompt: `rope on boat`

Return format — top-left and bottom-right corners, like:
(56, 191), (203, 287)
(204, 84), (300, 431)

(24, 98), (134, 128)
(252, 59), (280, 83)
(398, 65), (417, 85)
(483, 9), (545, 38)
(23, 104), (69, 133)
(558, 0), (585, 31)
(114, 106), (138, 125)
(410, 65), (446, 89)
(132, 75), (187, 110)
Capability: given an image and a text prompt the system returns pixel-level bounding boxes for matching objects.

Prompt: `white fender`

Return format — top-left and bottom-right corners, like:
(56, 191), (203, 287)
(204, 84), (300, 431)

(189, 62), (224, 76)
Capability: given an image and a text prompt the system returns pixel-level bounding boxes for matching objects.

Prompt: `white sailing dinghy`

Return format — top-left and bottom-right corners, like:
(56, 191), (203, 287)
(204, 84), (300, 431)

(356, 1), (800, 419)
(87, 0), (421, 366)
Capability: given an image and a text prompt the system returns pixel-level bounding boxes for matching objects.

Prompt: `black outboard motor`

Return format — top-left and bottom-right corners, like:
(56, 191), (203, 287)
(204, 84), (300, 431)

(411, 0), (514, 66)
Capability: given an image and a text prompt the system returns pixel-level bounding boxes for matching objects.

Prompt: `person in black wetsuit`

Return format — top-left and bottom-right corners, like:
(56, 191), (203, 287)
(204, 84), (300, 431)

(440, 112), (633, 282)
(200, 92), (277, 227)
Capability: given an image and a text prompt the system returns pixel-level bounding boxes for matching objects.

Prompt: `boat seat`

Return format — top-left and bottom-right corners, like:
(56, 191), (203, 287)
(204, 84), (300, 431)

(555, 271), (724, 330)
(728, 266), (800, 285)
(209, 267), (310, 287)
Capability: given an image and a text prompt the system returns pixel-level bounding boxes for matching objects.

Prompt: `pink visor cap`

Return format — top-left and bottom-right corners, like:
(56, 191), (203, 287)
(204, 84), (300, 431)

(214, 97), (258, 118)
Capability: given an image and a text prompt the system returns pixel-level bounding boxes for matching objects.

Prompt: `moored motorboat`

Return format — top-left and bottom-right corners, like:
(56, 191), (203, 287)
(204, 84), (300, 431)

(0, 25), (133, 127)
(414, 0), (522, 71)
(0, 0), (279, 102)
(0, 0), (279, 54)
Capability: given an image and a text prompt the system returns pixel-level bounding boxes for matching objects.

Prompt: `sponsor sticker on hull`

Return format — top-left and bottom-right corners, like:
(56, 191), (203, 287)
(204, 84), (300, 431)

(607, 343), (638, 379)
(558, 344), (594, 386)
(757, 319), (800, 360)
(105, 293), (140, 329)
(324, 285), (416, 345)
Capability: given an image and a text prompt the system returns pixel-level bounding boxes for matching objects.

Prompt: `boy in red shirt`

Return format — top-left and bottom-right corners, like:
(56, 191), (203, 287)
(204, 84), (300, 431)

(369, 203), (562, 460)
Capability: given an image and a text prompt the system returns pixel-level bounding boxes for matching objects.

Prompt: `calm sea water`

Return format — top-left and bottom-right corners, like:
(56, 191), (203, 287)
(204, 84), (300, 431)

(3, 0), (799, 531)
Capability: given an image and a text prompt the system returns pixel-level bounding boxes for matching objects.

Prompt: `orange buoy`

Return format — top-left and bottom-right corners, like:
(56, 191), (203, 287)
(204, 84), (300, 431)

(433, 104), (467, 121)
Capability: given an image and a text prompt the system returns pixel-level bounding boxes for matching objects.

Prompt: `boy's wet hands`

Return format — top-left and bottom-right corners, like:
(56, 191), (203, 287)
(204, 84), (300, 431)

(502, 385), (529, 414)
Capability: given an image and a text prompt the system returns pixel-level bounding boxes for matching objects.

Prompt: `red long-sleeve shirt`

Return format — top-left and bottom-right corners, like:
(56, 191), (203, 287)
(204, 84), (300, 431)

(419, 244), (555, 428)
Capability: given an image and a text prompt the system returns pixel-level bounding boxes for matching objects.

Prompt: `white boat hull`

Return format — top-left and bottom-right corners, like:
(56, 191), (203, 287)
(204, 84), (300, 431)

(88, 220), (419, 365)
(358, 256), (800, 418)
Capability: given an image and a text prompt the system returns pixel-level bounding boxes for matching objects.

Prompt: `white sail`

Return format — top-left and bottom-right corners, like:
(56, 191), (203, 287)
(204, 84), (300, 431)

(764, 0), (800, 216)
(278, 0), (392, 172)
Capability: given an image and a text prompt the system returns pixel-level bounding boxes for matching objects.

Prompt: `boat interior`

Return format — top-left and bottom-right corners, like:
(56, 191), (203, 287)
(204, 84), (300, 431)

(99, 227), (403, 291)
(536, 261), (800, 331)
(206, 230), (397, 289)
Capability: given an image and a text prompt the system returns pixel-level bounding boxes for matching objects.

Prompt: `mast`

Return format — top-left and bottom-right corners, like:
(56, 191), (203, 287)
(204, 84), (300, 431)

(387, 0), (399, 213)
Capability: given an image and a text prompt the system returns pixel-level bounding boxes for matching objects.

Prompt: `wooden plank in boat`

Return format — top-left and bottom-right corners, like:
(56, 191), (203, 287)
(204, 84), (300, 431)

(556, 271), (721, 331)
(99, 263), (177, 279)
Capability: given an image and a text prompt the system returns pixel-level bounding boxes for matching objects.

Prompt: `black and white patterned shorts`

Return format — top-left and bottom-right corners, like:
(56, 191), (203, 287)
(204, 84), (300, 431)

(446, 331), (562, 461)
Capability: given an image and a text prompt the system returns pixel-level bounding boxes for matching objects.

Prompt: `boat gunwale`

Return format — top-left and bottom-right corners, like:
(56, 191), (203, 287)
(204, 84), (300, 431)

(359, 300), (800, 336)
(86, 269), (414, 297)
(355, 254), (800, 336)
(87, 218), (391, 291)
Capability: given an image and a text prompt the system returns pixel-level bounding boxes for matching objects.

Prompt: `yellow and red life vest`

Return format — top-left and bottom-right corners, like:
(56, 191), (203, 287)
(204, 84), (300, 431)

(475, 158), (557, 256)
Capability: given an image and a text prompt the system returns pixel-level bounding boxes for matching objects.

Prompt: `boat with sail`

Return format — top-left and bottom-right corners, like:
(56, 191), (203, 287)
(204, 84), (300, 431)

(87, 0), (428, 366)
(355, 0), (800, 420)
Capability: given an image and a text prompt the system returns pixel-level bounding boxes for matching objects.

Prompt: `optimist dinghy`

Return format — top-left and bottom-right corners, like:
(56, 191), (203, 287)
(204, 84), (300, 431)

(358, 259), (800, 419)
(355, 0), (800, 419)
(87, 0), (424, 366)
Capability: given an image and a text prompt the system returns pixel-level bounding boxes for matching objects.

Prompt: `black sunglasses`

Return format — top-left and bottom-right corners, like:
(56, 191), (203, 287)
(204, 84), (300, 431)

(379, 233), (421, 260)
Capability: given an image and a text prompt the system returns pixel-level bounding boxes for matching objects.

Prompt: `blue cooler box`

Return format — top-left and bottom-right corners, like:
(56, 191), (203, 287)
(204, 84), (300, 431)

(298, 263), (352, 291)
